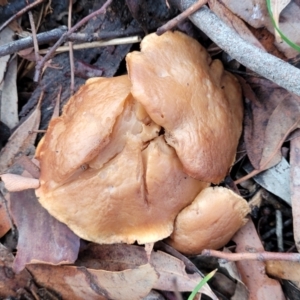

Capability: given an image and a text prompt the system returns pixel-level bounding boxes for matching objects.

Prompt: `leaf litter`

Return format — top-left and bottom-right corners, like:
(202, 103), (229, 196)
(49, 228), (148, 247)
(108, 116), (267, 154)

(1, 0), (300, 298)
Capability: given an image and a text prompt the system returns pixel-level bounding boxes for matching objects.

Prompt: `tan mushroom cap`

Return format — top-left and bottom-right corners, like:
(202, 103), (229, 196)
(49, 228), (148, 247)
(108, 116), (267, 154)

(166, 187), (250, 255)
(126, 31), (243, 183)
(36, 76), (131, 192)
(36, 76), (208, 244)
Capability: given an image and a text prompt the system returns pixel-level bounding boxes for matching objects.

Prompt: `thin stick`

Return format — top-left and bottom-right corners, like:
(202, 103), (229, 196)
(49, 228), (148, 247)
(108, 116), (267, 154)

(156, 0), (208, 35)
(202, 249), (300, 262)
(38, 36), (141, 54)
(34, 0), (113, 82)
(0, 0), (45, 33)
(28, 11), (40, 63)
(68, 0), (75, 95)
(0, 27), (146, 57)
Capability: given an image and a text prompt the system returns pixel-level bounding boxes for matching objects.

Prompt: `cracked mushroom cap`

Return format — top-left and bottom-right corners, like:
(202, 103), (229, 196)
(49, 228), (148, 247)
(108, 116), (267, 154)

(35, 75), (208, 244)
(166, 187), (250, 255)
(126, 31), (243, 183)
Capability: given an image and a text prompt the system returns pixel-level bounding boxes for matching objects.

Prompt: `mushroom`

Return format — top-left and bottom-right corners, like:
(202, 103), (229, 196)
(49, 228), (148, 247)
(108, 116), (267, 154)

(33, 31), (246, 248)
(35, 75), (208, 244)
(166, 187), (250, 255)
(126, 31), (243, 183)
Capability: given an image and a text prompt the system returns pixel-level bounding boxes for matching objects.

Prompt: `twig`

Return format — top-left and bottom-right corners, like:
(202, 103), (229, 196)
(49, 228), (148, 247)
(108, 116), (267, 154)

(201, 249), (300, 262)
(0, 0), (45, 33)
(174, 0), (300, 96)
(156, 0), (207, 35)
(28, 11), (40, 63)
(34, 0), (113, 82)
(68, 0), (75, 95)
(38, 36), (141, 54)
(0, 27), (146, 57)
(276, 210), (284, 252)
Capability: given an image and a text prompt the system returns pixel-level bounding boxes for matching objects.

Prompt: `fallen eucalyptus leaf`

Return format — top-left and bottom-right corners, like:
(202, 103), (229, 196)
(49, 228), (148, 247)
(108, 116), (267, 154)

(0, 95), (42, 173)
(10, 189), (80, 273)
(243, 157), (291, 205)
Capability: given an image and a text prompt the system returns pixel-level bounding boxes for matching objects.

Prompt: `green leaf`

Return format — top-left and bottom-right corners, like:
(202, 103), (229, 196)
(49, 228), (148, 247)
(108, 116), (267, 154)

(266, 0), (300, 52)
(187, 269), (217, 300)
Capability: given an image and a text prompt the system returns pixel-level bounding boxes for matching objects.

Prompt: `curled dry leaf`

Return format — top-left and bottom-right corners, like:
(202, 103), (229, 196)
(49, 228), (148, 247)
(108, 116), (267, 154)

(34, 31), (243, 248)
(243, 77), (300, 174)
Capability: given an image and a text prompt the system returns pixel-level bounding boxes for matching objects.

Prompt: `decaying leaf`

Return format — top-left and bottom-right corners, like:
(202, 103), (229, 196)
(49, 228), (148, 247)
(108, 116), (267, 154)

(0, 95), (42, 173)
(290, 136), (300, 252)
(220, 0), (299, 58)
(27, 262), (157, 300)
(208, 0), (265, 50)
(266, 260), (300, 287)
(243, 157), (291, 205)
(243, 77), (300, 172)
(219, 248), (249, 299)
(232, 220), (285, 299)
(10, 189), (80, 273)
(270, 0), (291, 42)
(0, 243), (32, 297)
(77, 243), (216, 299)
(1, 56), (18, 129)
(151, 250), (217, 299)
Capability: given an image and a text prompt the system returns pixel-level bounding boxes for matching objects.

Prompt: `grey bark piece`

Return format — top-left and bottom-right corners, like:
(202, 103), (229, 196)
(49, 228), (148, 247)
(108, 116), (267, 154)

(243, 157), (291, 205)
(174, 0), (300, 96)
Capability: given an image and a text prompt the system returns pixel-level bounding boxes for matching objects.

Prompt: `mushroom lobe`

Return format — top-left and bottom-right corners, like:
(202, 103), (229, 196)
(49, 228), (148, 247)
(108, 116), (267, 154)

(126, 31), (243, 183)
(166, 186), (250, 255)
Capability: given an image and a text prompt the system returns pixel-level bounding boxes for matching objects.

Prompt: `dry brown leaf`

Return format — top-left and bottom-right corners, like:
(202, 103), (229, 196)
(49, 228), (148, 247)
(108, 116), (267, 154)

(0, 27), (13, 83)
(10, 189), (80, 273)
(0, 95), (42, 173)
(0, 243), (32, 297)
(266, 260), (300, 287)
(290, 136), (300, 252)
(76, 243), (149, 270)
(77, 243), (216, 299)
(208, 0), (265, 50)
(270, 0), (291, 42)
(1, 56), (18, 128)
(0, 27), (18, 129)
(232, 220), (285, 299)
(244, 77), (300, 172)
(151, 250), (217, 299)
(27, 263), (158, 300)
(220, 0), (299, 58)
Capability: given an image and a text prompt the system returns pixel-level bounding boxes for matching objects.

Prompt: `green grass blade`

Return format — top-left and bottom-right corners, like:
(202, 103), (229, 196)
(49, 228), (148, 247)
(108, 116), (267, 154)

(266, 0), (300, 52)
(187, 269), (217, 300)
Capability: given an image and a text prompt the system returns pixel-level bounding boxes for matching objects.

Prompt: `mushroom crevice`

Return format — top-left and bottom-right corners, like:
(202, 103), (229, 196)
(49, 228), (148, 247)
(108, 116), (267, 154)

(35, 31), (249, 253)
